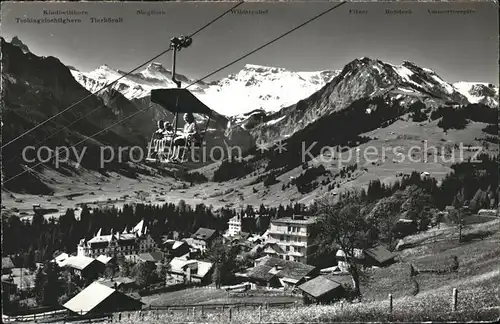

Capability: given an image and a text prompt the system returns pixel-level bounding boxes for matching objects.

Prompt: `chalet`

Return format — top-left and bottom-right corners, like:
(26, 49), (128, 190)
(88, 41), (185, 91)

(65, 256), (104, 280)
(2, 257), (15, 275)
(246, 265), (281, 288)
(363, 245), (397, 267)
(162, 239), (190, 257)
(63, 282), (144, 316)
(247, 256), (317, 288)
(136, 251), (163, 263)
(52, 252), (70, 267)
(96, 255), (115, 266)
(190, 228), (217, 253)
(336, 245), (396, 270)
(477, 209), (498, 217)
(168, 257), (214, 284)
(298, 275), (346, 305)
(394, 211), (419, 237)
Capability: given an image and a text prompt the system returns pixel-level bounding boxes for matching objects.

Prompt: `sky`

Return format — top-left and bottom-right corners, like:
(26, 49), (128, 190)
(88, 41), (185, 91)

(1, 1), (498, 84)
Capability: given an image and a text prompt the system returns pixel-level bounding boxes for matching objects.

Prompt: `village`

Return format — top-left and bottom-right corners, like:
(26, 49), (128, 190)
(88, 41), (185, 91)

(3, 200), (498, 322)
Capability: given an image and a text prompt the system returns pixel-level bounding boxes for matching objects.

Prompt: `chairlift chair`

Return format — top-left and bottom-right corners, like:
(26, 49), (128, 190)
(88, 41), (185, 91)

(145, 35), (213, 169)
(145, 88), (213, 167)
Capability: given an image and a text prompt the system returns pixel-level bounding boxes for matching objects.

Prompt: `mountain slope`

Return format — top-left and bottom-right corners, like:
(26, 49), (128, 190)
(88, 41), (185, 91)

(1, 37), (164, 191)
(453, 82), (499, 108)
(70, 63), (206, 101)
(72, 63), (338, 117)
(246, 58), (477, 143)
(196, 64), (339, 116)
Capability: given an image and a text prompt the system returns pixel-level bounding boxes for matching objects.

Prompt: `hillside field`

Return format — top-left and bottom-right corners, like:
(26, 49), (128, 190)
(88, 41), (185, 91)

(93, 218), (500, 323)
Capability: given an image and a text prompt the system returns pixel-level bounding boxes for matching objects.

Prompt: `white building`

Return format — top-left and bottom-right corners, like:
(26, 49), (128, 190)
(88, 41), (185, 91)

(264, 215), (318, 264)
(226, 215), (242, 237)
(77, 220), (157, 258)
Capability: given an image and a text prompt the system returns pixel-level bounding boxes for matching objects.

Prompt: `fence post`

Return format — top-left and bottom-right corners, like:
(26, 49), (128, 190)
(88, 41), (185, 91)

(201, 305), (204, 318)
(294, 301), (298, 309)
(452, 288), (458, 311)
(192, 307), (195, 321)
(229, 308), (232, 322)
(118, 313), (121, 322)
(388, 294), (393, 313)
(259, 306), (262, 323)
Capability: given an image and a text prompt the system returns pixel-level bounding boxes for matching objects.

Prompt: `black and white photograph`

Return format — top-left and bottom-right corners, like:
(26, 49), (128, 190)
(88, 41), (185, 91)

(1, 0), (499, 322)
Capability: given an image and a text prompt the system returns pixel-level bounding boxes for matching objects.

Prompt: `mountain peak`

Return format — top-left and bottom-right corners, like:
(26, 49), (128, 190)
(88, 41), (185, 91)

(243, 64), (288, 73)
(96, 64), (112, 70)
(11, 36), (30, 54)
(146, 62), (168, 72)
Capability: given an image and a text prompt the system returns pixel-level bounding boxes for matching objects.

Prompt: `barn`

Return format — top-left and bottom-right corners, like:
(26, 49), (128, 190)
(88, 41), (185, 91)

(63, 281), (144, 316)
(298, 275), (346, 305)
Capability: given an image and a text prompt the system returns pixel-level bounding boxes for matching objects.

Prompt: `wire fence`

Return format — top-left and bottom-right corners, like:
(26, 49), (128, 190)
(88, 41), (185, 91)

(1, 301), (297, 323)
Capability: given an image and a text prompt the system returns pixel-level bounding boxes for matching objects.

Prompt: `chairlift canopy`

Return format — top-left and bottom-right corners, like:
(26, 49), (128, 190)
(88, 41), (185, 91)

(151, 88), (212, 116)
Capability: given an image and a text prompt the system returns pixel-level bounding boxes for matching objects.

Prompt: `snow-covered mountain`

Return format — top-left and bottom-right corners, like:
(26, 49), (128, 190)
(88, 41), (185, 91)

(70, 56), (498, 146)
(70, 63), (339, 117)
(197, 64), (339, 116)
(246, 57), (477, 143)
(69, 63), (206, 100)
(453, 82), (499, 108)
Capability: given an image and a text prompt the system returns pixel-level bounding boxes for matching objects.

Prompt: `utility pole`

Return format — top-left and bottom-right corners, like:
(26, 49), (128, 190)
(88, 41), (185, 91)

(458, 207), (462, 242)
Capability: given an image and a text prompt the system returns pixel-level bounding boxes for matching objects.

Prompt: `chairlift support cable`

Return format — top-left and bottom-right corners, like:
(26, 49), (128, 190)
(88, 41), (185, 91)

(5, 1), (346, 182)
(3, 104), (154, 185)
(184, 1), (346, 88)
(1, 1), (245, 150)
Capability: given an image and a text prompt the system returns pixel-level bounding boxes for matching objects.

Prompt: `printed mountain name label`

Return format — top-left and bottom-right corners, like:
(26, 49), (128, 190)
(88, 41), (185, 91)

(349, 9), (368, 15)
(90, 17), (123, 23)
(385, 9), (412, 15)
(136, 10), (166, 16)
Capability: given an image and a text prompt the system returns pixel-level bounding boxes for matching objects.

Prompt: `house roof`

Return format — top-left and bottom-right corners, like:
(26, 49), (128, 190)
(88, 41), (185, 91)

(138, 252), (163, 262)
(65, 256), (97, 270)
(169, 257), (213, 278)
(254, 256), (316, 282)
(162, 239), (187, 250)
(191, 228), (216, 241)
(298, 275), (342, 298)
(263, 243), (285, 255)
(239, 232), (251, 240)
(325, 274), (353, 287)
(2, 257), (15, 270)
(88, 232), (138, 244)
(364, 245), (396, 264)
(98, 277), (136, 288)
(63, 282), (116, 315)
(52, 253), (70, 267)
(271, 216), (317, 226)
(96, 255), (114, 265)
(247, 265), (276, 282)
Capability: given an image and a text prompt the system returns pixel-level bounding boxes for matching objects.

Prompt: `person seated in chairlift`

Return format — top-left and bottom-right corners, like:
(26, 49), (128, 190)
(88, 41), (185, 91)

(170, 113), (199, 162)
(162, 121), (174, 142)
(154, 120), (165, 139)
